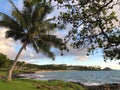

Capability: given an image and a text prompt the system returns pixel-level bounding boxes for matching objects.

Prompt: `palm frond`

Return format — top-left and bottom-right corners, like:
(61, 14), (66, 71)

(41, 35), (64, 48)
(9, 0), (24, 25)
(5, 30), (27, 42)
(32, 2), (53, 24)
(0, 12), (23, 32)
(39, 4), (53, 22)
(8, 0), (20, 12)
(36, 39), (55, 60)
(23, 0), (32, 24)
(32, 41), (39, 53)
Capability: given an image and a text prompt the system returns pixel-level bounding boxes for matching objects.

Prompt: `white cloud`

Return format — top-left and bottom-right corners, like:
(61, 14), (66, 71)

(75, 56), (88, 61)
(0, 28), (17, 59)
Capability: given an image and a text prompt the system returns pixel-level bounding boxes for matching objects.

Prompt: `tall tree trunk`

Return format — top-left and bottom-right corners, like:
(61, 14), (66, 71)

(6, 43), (26, 81)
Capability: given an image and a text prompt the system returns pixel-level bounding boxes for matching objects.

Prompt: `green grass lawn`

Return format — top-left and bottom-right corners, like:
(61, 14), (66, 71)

(0, 79), (36, 90)
(0, 79), (86, 90)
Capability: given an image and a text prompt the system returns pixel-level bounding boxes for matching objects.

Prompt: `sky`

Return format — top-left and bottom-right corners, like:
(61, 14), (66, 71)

(0, 0), (120, 70)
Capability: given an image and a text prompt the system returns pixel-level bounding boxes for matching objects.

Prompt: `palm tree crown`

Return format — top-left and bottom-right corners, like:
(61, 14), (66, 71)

(0, 0), (66, 60)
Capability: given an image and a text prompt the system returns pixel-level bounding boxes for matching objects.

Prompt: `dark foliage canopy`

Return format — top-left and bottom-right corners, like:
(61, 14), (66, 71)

(56, 0), (120, 61)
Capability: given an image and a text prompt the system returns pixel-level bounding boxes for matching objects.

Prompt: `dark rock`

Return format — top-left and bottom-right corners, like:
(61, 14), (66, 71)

(36, 85), (41, 89)
(72, 82), (85, 87)
(72, 82), (120, 90)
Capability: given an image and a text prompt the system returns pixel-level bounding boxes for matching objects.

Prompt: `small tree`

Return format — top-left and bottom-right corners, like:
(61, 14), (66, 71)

(0, 53), (10, 69)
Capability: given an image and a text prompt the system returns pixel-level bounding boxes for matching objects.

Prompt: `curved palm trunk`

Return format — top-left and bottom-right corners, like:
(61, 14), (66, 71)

(6, 43), (26, 81)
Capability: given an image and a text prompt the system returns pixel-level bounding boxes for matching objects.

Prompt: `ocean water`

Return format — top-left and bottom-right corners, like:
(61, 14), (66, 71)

(25, 70), (120, 86)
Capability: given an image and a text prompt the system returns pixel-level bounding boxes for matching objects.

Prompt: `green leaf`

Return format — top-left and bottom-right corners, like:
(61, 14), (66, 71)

(65, 4), (72, 9)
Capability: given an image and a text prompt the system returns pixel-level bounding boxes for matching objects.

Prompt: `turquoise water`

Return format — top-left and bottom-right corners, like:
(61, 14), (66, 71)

(35, 70), (120, 86)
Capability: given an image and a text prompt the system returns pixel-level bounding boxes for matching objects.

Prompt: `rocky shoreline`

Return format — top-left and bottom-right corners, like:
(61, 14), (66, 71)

(74, 82), (120, 90)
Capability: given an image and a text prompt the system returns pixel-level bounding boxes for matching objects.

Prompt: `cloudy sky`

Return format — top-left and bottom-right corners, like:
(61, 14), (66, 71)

(0, 0), (120, 69)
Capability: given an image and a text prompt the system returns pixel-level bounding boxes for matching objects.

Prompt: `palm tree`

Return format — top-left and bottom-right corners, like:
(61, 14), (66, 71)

(0, 0), (66, 81)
